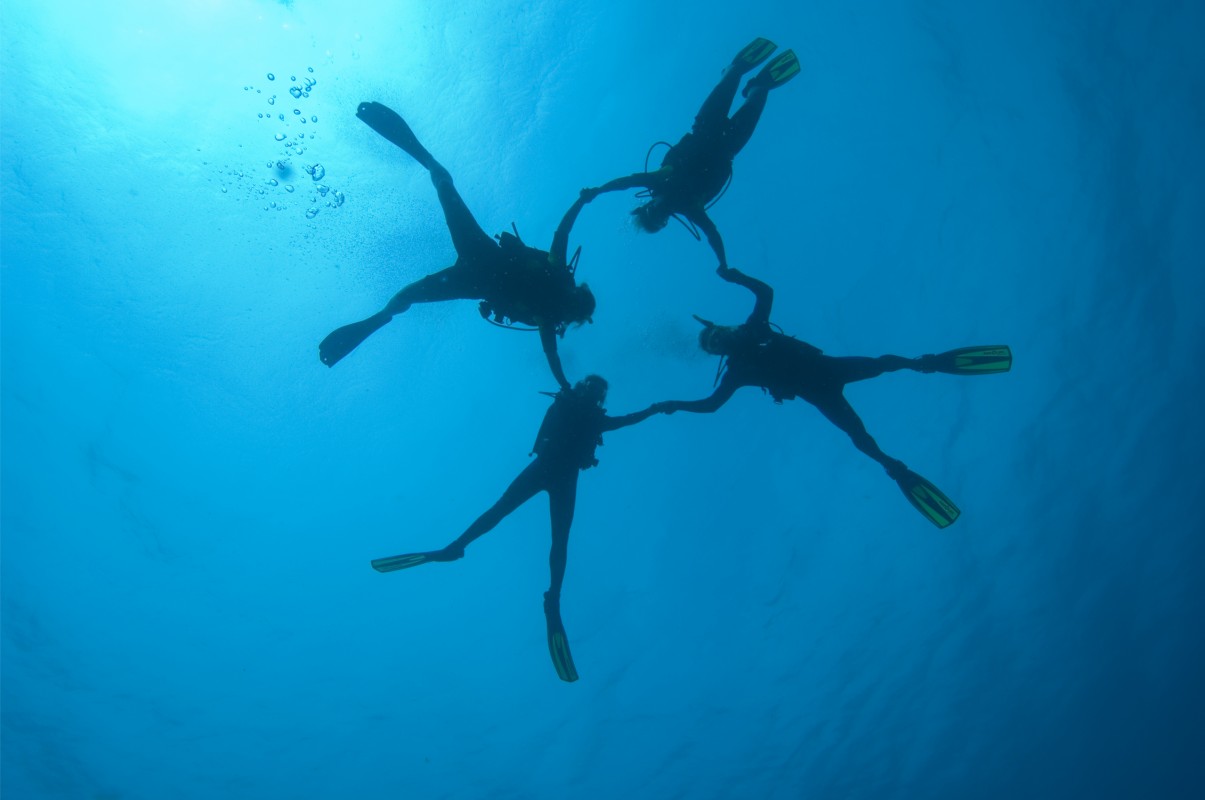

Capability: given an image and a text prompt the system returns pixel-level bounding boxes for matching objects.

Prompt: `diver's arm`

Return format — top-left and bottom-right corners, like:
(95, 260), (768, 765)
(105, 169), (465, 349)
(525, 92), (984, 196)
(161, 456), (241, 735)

(654, 377), (741, 415)
(549, 195), (588, 269)
(540, 325), (572, 391)
(583, 170), (664, 198)
(600, 404), (661, 433)
(719, 267), (773, 325)
(683, 208), (727, 270)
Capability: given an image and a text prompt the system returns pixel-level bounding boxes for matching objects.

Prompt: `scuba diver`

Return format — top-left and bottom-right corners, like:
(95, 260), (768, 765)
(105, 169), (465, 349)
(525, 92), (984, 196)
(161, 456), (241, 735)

(579, 38), (800, 271)
(655, 267), (1012, 528)
(370, 375), (663, 682)
(319, 101), (595, 390)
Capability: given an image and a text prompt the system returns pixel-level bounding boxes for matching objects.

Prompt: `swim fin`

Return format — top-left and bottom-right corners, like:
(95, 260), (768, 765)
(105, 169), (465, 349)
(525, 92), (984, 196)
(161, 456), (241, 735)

(319, 313), (390, 367)
(896, 470), (960, 529)
(544, 592), (579, 683)
(371, 552), (438, 573)
(918, 345), (1012, 375)
(356, 101), (436, 169)
(743, 49), (800, 96)
(371, 546), (461, 573)
(732, 38), (777, 74)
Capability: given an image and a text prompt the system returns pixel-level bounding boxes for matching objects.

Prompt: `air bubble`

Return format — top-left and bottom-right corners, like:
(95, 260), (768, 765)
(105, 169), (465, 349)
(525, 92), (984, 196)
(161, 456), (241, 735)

(306, 207), (319, 219)
(278, 113), (285, 121)
(268, 97), (275, 105)
(307, 67), (314, 73)
(311, 115), (317, 122)
(293, 109), (301, 115)
(290, 75), (296, 81)
(307, 163), (326, 181)
(275, 133), (286, 141)
(257, 113), (264, 118)
(289, 87), (302, 99)
(267, 73), (275, 80)
(285, 185), (295, 193)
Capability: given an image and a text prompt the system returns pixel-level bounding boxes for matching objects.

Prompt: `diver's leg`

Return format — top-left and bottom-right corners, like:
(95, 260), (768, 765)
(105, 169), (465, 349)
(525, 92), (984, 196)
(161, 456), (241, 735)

(545, 469), (579, 600)
(428, 163), (497, 261)
(829, 355), (918, 385)
(441, 461), (549, 557)
(692, 66), (744, 135)
(542, 468), (581, 681)
(811, 393), (908, 479)
(318, 265), (476, 367)
(380, 265), (480, 315)
(725, 88), (769, 156)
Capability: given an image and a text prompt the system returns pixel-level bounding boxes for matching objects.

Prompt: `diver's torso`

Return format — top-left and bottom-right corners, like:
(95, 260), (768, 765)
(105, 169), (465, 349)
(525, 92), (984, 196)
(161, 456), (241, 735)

(534, 397), (606, 470)
(728, 329), (830, 402)
(659, 132), (734, 206)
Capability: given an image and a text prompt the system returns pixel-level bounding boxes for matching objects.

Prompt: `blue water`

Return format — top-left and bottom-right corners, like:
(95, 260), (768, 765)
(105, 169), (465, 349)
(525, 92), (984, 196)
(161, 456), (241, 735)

(3, 1), (1203, 798)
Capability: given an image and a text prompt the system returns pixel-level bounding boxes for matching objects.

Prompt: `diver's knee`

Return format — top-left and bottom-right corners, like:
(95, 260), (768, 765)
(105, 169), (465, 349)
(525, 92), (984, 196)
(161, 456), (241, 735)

(430, 165), (453, 188)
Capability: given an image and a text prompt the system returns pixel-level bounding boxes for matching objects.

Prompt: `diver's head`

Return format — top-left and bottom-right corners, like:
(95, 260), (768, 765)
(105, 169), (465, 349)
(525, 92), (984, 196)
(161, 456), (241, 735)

(575, 374), (609, 406)
(698, 322), (740, 356)
(563, 283), (596, 326)
(631, 198), (671, 233)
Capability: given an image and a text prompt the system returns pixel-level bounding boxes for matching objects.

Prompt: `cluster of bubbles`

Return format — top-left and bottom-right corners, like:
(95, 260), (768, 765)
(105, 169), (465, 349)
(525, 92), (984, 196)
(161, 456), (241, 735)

(216, 66), (347, 219)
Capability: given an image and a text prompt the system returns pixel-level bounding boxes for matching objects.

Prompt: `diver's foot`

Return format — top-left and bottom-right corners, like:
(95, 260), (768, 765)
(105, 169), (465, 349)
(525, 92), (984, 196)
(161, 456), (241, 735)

(884, 459), (910, 482)
(742, 49), (800, 97)
(914, 354), (939, 373)
(429, 544), (464, 563)
(318, 313), (390, 367)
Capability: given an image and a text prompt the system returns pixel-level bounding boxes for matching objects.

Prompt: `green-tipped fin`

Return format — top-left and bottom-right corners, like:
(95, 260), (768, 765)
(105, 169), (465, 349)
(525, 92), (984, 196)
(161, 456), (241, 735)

(760, 50), (801, 89)
(371, 551), (438, 573)
(899, 472), (961, 529)
(544, 595), (579, 682)
(734, 38), (777, 70)
(547, 625), (579, 683)
(926, 345), (1012, 375)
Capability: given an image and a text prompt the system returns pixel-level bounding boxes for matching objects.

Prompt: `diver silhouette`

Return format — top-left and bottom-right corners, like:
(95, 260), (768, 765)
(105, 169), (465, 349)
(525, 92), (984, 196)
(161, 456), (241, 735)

(319, 102), (594, 390)
(577, 37), (799, 271)
(370, 376), (664, 681)
(655, 267), (1012, 527)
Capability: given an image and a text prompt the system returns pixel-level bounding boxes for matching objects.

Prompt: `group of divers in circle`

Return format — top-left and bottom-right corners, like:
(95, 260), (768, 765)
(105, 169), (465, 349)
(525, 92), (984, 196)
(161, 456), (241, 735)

(318, 39), (1013, 682)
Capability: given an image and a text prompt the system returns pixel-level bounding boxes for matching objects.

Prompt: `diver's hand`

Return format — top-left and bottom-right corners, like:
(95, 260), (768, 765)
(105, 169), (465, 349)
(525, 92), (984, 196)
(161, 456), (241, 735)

(579, 186), (601, 202)
(652, 401), (679, 415)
